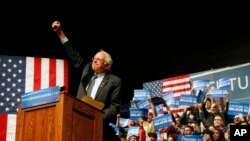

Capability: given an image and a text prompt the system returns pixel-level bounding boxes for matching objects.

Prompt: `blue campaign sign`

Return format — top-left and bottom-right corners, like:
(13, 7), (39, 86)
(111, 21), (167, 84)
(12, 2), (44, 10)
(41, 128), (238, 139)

(184, 134), (203, 141)
(129, 108), (148, 120)
(134, 89), (151, 101)
(218, 77), (231, 90)
(192, 79), (210, 91)
(227, 102), (250, 116)
(180, 94), (198, 106)
(167, 97), (180, 108)
(153, 114), (172, 130)
(137, 99), (150, 109)
(208, 88), (227, 98)
(21, 86), (60, 109)
(197, 90), (206, 103)
(190, 63), (250, 102)
(155, 104), (164, 114)
(162, 91), (174, 101)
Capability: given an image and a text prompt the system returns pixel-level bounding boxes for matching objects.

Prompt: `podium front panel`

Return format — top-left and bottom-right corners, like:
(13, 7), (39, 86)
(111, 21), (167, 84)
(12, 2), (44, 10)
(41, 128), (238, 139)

(16, 94), (103, 141)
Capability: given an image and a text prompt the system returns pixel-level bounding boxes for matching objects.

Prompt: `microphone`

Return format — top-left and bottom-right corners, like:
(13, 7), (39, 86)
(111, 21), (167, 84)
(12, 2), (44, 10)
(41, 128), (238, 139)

(60, 86), (66, 92)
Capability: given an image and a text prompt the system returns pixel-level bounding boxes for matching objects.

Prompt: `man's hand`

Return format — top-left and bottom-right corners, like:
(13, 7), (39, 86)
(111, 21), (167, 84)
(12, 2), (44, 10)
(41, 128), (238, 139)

(52, 21), (61, 32)
(51, 21), (66, 40)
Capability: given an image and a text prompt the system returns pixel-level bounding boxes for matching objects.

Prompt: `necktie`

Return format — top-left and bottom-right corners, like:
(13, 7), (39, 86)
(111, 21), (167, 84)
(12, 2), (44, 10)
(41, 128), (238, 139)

(87, 75), (97, 96)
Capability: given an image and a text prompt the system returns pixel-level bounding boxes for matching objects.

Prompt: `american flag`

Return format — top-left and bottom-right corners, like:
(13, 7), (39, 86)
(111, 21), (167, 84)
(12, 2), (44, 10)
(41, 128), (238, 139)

(143, 75), (191, 116)
(0, 55), (68, 141)
(143, 80), (163, 97)
(162, 74), (191, 97)
(143, 74), (191, 98)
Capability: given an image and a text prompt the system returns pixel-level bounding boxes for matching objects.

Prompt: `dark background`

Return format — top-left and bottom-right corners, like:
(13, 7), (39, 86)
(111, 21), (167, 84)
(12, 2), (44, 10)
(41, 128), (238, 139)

(1, 6), (250, 104)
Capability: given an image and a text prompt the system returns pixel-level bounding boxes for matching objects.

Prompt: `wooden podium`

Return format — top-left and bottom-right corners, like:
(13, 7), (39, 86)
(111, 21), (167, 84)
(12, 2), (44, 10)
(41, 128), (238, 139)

(15, 93), (103, 141)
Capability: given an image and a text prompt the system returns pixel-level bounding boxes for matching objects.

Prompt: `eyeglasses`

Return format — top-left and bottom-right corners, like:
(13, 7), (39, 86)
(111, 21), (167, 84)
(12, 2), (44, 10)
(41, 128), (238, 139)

(92, 57), (105, 63)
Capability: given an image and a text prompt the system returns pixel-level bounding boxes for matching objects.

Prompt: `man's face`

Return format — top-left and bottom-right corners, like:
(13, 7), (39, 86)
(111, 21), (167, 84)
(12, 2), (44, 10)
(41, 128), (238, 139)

(214, 116), (223, 127)
(92, 52), (108, 73)
(211, 104), (219, 113)
(147, 113), (153, 121)
(205, 100), (211, 109)
(184, 127), (192, 135)
(203, 133), (212, 141)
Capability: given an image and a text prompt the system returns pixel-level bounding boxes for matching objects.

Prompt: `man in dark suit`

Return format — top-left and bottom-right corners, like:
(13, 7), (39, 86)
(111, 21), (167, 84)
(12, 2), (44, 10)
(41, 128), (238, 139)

(52, 21), (121, 141)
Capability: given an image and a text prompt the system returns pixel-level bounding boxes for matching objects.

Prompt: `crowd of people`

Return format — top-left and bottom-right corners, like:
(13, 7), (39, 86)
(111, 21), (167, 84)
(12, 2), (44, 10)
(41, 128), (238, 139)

(113, 88), (250, 141)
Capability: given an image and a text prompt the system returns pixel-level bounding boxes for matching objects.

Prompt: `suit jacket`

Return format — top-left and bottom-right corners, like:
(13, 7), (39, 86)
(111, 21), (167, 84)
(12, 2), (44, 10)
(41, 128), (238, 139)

(63, 41), (121, 122)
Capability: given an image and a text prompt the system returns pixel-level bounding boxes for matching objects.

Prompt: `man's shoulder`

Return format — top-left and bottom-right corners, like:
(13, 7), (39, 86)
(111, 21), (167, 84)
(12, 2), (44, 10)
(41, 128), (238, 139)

(107, 73), (121, 80)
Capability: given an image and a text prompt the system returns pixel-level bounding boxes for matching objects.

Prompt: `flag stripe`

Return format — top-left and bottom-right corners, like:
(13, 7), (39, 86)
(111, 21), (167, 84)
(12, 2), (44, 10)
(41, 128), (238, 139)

(25, 57), (34, 92)
(170, 108), (184, 115)
(0, 114), (7, 141)
(163, 83), (191, 92)
(6, 114), (16, 141)
(49, 58), (56, 87)
(41, 58), (49, 89)
(34, 57), (42, 90)
(56, 59), (63, 88)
